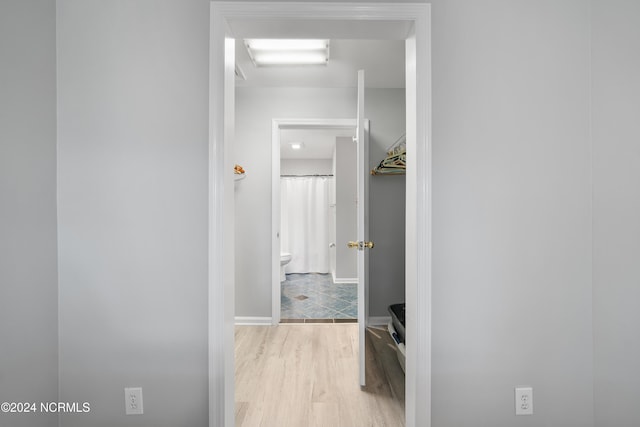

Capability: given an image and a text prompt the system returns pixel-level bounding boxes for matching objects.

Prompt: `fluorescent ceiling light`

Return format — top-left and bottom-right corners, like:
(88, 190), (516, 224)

(244, 39), (329, 66)
(290, 142), (304, 150)
(246, 39), (327, 51)
(253, 52), (327, 65)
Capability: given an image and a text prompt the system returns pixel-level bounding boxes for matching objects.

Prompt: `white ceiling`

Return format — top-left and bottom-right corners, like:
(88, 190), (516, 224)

(230, 18), (406, 159)
(231, 18), (407, 88)
(236, 39), (405, 88)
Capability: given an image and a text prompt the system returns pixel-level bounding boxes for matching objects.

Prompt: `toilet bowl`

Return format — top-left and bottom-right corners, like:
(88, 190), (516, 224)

(280, 253), (292, 282)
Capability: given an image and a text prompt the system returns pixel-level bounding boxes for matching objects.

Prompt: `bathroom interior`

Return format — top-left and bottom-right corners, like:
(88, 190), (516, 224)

(232, 29), (408, 379)
(278, 128), (360, 322)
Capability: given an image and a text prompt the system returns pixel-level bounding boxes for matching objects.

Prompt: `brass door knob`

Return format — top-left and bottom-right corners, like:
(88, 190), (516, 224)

(347, 241), (375, 249)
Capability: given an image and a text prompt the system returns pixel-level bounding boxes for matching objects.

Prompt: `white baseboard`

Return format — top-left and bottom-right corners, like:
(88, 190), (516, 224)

(368, 316), (391, 326)
(235, 316), (273, 326)
(331, 271), (357, 284)
(333, 277), (358, 284)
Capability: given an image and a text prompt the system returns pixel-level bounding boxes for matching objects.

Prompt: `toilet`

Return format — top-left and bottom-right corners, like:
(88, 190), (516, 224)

(280, 253), (292, 282)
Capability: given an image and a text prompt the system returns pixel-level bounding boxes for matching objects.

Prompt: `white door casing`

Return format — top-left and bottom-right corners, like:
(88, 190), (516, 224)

(355, 69), (369, 387)
(209, 3), (432, 427)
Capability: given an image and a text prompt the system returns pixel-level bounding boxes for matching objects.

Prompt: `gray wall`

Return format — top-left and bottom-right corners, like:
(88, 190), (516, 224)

(0, 2), (58, 427)
(56, 1), (209, 426)
(368, 91), (406, 314)
(334, 136), (357, 280)
(235, 87), (406, 317)
(430, 0), (594, 426)
(592, 1), (640, 426)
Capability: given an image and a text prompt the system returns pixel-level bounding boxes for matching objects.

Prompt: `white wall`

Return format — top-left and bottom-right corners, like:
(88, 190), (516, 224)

(592, 1), (640, 426)
(430, 1), (594, 426)
(334, 136), (357, 280)
(235, 87), (406, 317)
(235, 88), (350, 316)
(0, 2), (58, 426)
(56, 1), (210, 426)
(280, 159), (332, 175)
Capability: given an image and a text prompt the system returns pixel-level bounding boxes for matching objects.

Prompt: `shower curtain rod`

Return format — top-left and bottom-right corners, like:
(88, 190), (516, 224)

(280, 174), (334, 177)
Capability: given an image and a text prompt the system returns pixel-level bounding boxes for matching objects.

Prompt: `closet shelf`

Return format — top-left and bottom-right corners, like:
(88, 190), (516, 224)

(371, 133), (406, 176)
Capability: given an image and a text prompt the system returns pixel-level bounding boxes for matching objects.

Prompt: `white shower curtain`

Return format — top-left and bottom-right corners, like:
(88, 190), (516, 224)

(280, 176), (331, 274)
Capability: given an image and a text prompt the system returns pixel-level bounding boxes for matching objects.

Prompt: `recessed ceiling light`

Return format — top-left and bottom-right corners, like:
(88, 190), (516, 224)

(244, 39), (329, 66)
(290, 142), (304, 150)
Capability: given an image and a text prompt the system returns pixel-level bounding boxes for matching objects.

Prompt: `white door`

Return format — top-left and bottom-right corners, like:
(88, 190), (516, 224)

(355, 69), (370, 387)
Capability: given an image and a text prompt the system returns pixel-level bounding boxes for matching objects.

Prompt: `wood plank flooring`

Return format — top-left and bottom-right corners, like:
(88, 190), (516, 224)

(235, 323), (405, 427)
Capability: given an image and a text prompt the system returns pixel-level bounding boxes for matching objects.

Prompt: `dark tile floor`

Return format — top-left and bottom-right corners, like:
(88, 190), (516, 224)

(281, 273), (357, 321)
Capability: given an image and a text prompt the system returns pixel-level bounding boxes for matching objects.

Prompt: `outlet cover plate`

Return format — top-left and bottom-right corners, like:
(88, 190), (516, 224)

(125, 387), (144, 415)
(515, 387), (533, 415)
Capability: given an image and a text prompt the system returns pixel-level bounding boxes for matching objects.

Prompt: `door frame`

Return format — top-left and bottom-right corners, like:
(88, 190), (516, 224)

(271, 118), (365, 325)
(209, 2), (432, 427)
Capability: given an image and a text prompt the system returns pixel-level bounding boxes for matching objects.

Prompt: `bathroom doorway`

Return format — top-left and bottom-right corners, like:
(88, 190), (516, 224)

(277, 126), (359, 323)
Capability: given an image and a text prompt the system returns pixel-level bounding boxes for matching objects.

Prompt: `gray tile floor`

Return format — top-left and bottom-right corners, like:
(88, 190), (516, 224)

(281, 273), (357, 320)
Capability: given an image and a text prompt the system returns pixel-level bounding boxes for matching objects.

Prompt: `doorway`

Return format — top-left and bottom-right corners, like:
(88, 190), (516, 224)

(209, 3), (432, 427)
(271, 119), (362, 324)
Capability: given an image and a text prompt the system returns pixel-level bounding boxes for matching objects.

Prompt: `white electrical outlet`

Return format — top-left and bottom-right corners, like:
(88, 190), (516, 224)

(124, 387), (144, 415)
(515, 387), (533, 415)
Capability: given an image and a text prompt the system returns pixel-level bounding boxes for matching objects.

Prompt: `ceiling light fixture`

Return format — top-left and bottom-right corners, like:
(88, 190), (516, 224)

(290, 142), (304, 150)
(244, 39), (329, 66)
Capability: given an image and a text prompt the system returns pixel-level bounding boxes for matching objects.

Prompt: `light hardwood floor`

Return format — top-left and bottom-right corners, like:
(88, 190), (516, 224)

(235, 323), (405, 427)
